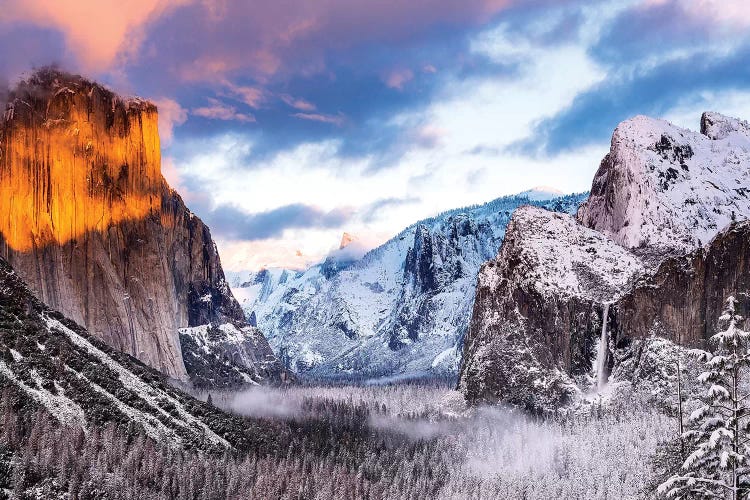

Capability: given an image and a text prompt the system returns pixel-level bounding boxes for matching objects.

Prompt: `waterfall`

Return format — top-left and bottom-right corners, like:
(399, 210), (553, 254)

(595, 302), (610, 391)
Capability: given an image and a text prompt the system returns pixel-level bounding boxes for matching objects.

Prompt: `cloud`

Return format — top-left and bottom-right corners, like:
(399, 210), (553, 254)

(217, 239), (317, 271)
(280, 94), (316, 112)
(227, 387), (303, 419)
(203, 203), (354, 241)
(361, 197), (421, 223)
(385, 68), (414, 90)
(2, 0), (191, 71)
(152, 97), (187, 144)
(640, 0), (750, 31)
(136, 0), (519, 83)
(292, 112), (345, 126)
(223, 82), (266, 108)
(192, 98), (255, 122)
(512, 38), (750, 156)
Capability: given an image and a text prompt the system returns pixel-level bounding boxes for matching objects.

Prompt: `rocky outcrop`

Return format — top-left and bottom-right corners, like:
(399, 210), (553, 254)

(458, 207), (644, 410)
(577, 113), (750, 257)
(0, 68), (281, 385)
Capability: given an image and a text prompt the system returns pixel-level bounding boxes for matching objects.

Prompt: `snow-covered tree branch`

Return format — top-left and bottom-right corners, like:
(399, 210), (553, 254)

(659, 296), (750, 500)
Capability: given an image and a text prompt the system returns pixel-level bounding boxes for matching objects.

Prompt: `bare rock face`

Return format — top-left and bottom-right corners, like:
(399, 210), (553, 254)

(458, 207), (644, 410)
(0, 68), (281, 385)
(610, 221), (750, 349)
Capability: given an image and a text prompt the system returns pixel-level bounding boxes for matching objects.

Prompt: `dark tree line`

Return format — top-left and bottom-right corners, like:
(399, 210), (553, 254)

(0, 388), (450, 499)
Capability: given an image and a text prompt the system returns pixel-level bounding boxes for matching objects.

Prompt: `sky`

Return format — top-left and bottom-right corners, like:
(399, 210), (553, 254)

(2, 0), (750, 271)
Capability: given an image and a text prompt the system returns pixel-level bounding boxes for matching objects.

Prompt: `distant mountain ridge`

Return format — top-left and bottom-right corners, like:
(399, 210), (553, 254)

(229, 190), (587, 380)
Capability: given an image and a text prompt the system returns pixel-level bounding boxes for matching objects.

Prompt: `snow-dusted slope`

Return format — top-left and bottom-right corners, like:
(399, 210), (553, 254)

(0, 257), (257, 451)
(577, 112), (750, 255)
(179, 322), (283, 388)
(485, 206), (644, 302)
(233, 192), (586, 380)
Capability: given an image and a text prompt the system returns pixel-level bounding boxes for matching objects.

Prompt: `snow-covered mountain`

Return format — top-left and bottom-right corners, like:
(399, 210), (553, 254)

(578, 112), (750, 256)
(230, 192), (586, 380)
(460, 112), (750, 410)
(518, 186), (565, 201)
(459, 206), (646, 409)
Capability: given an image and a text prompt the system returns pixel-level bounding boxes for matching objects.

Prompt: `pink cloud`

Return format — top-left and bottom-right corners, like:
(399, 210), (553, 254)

(3, 0), (192, 71)
(152, 97), (187, 144)
(640, 0), (750, 29)
(385, 68), (414, 90)
(3, 0), (522, 88)
(292, 112), (346, 126)
(144, 0), (517, 83)
(280, 94), (317, 112)
(192, 98), (255, 122)
(412, 124), (446, 149)
(223, 81), (266, 108)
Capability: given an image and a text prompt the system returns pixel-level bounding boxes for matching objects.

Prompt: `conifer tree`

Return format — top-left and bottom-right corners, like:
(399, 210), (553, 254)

(659, 296), (750, 499)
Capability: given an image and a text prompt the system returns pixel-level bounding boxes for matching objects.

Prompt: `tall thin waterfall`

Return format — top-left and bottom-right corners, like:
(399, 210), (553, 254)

(595, 302), (610, 391)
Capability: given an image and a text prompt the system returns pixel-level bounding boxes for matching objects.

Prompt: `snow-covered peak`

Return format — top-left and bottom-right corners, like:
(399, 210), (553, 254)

(519, 186), (565, 201)
(339, 232), (357, 249)
(701, 111), (750, 140)
(495, 206), (644, 302)
(233, 191), (587, 379)
(577, 112), (750, 256)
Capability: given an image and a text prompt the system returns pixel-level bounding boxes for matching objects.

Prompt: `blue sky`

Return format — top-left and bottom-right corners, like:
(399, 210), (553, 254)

(3, 0), (750, 269)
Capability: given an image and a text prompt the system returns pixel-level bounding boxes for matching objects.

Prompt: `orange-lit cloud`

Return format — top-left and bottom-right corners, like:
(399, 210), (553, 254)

(3, 0), (193, 71)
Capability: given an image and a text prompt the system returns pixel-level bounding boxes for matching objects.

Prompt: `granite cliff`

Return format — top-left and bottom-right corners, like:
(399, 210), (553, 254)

(0, 68), (281, 386)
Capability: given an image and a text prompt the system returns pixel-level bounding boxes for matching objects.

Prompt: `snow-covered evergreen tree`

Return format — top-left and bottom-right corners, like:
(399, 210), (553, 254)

(659, 296), (750, 499)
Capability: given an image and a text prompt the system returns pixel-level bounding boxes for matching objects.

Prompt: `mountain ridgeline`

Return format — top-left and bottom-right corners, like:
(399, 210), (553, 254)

(229, 191), (586, 381)
(0, 69), (282, 388)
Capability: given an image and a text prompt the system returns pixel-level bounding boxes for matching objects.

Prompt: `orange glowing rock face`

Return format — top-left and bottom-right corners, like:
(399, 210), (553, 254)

(0, 78), (163, 252)
(0, 70), (260, 382)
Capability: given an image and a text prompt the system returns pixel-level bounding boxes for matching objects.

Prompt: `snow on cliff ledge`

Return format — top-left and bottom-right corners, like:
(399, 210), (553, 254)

(491, 206), (644, 302)
(577, 112), (750, 256)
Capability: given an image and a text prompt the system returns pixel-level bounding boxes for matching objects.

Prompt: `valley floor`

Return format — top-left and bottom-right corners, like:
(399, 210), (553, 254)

(209, 382), (674, 499)
(1, 380), (676, 499)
